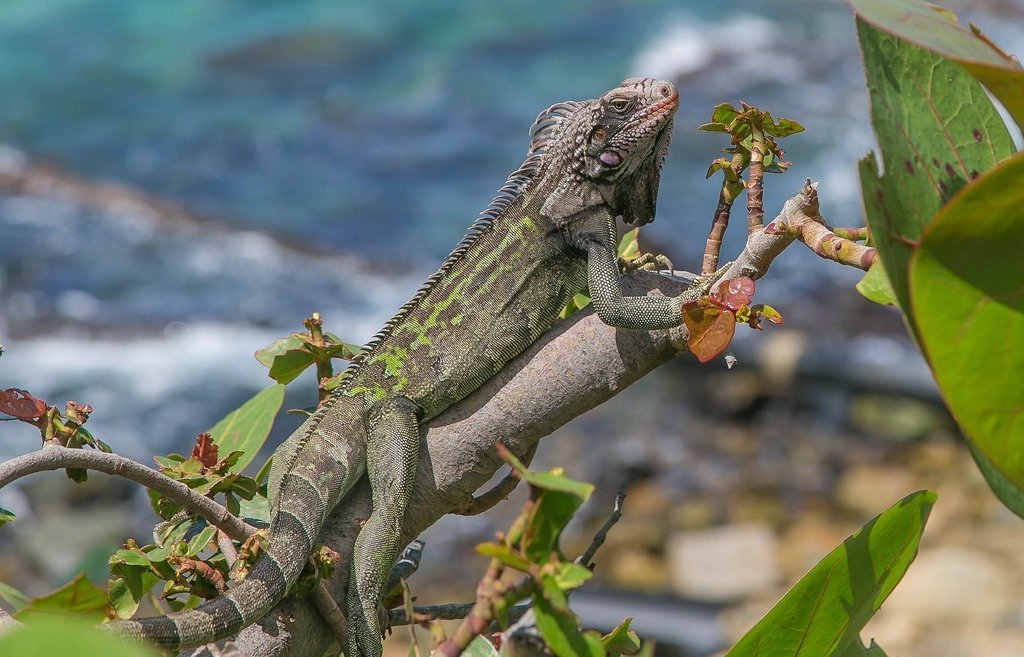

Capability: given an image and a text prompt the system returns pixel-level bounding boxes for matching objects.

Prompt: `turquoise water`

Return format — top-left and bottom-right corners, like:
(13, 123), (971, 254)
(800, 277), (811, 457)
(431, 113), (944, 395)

(0, 0), (1019, 457)
(0, 0), (846, 259)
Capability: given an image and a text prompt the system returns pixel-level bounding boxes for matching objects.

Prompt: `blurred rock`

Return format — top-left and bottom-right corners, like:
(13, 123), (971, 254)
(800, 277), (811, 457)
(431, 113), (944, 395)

(776, 515), (856, 581)
(882, 546), (1013, 626)
(605, 548), (669, 593)
(835, 464), (916, 518)
(849, 394), (951, 442)
(666, 523), (779, 602)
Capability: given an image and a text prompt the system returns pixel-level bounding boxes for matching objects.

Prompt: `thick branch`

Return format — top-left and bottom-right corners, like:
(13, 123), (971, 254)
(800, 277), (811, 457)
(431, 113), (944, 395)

(197, 185), (825, 657)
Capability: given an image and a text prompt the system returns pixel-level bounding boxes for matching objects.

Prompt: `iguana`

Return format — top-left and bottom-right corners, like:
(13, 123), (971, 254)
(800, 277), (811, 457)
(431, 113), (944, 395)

(108, 77), (706, 656)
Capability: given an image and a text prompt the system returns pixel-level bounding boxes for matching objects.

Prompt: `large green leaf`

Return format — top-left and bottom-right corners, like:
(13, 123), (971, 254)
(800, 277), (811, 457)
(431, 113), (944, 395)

(0, 580), (28, 611)
(910, 152), (1024, 496)
(849, 0), (1024, 129)
(856, 18), (1014, 312)
(0, 618), (159, 657)
(726, 491), (935, 657)
(209, 383), (285, 472)
(840, 638), (889, 657)
(13, 575), (111, 624)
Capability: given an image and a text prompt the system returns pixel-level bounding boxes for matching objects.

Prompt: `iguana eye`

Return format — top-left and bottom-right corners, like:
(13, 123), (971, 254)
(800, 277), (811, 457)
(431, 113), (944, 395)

(609, 98), (632, 112)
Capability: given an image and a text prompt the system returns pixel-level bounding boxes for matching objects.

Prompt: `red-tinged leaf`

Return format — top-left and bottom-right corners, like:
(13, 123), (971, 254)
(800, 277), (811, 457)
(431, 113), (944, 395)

(717, 277), (756, 311)
(190, 433), (219, 470)
(0, 388), (47, 420)
(683, 303), (737, 363)
(759, 304), (783, 325)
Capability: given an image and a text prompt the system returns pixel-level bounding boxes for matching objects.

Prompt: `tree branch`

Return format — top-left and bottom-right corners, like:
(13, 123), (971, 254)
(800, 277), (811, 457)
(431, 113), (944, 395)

(0, 444), (255, 542)
(190, 184), (843, 657)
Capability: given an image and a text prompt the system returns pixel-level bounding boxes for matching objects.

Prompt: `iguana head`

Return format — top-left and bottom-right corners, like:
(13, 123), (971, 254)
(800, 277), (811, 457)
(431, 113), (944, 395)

(534, 77), (679, 226)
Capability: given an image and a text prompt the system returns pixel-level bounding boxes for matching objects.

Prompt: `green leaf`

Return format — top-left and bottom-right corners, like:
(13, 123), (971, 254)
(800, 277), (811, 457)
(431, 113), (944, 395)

(849, 0), (1024, 128)
(910, 152), (1024, 500)
(0, 505), (15, 526)
(766, 116), (805, 138)
(320, 335), (364, 361)
(0, 618), (160, 657)
(267, 348), (316, 385)
(725, 490), (935, 657)
(617, 228), (641, 261)
(602, 617), (642, 656)
(553, 562), (592, 591)
(185, 526), (218, 557)
(462, 635), (500, 657)
(107, 567), (159, 619)
(526, 490), (586, 562)
(14, 575), (112, 624)
(209, 384), (284, 472)
(254, 333), (306, 369)
(237, 490), (270, 525)
(533, 595), (603, 657)
(965, 442), (1024, 520)
(856, 260), (898, 306)
(254, 455), (274, 484)
(475, 543), (532, 572)
(711, 103), (740, 126)
(110, 548), (152, 569)
(855, 18), (1014, 314)
(0, 580), (29, 611)
(840, 637), (889, 657)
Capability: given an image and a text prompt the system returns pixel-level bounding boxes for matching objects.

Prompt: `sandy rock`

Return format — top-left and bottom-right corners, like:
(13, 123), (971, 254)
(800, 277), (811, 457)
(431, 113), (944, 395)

(776, 515), (856, 580)
(605, 548), (670, 593)
(834, 464), (917, 518)
(666, 522), (779, 602)
(882, 546), (1012, 626)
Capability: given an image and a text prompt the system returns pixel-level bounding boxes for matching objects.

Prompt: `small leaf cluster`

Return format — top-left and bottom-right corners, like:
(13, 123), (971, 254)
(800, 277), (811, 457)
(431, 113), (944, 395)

(151, 434), (261, 520)
(255, 312), (362, 390)
(700, 101), (804, 178)
(0, 390), (109, 485)
(682, 277), (782, 363)
(469, 448), (642, 657)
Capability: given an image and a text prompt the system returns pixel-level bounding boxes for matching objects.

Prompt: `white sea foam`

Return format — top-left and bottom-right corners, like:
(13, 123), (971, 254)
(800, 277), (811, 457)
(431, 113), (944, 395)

(630, 14), (780, 81)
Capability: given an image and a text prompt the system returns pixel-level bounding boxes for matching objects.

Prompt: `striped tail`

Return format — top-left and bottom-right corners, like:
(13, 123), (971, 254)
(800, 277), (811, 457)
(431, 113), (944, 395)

(104, 429), (367, 651)
(105, 515), (313, 650)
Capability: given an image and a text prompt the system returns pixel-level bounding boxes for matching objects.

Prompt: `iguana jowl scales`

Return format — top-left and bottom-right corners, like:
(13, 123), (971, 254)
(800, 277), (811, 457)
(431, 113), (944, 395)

(110, 77), (700, 656)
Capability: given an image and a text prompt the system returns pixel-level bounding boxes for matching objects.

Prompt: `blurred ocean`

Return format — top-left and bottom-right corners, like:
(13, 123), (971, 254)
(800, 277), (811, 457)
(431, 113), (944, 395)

(0, 0), (1020, 460)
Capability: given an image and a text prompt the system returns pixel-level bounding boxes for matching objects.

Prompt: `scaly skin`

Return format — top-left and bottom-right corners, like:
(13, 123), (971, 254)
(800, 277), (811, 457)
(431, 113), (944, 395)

(105, 77), (691, 656)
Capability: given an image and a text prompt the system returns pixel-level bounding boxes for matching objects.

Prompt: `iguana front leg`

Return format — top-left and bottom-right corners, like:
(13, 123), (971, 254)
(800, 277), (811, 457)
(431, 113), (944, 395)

(585, 213), (691, 330)
(347, 396), (421, 657)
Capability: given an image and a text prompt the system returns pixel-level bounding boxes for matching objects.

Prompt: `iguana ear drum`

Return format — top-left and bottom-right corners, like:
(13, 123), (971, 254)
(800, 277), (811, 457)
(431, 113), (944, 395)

(600, 151), (622, 166)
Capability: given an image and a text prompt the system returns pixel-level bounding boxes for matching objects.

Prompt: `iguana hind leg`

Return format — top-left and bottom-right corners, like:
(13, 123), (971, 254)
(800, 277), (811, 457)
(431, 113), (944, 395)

(347, 396), (421, 657)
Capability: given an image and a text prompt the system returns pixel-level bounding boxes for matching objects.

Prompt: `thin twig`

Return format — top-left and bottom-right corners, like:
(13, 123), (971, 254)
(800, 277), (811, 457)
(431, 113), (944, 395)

(0, 444), (255, 541)
(576, 491), (626, 570)
(455, 443), (538, 516)
(401, 579), (422, 657)
(434, 572), (535, 657)
(389, 602), (531, 627)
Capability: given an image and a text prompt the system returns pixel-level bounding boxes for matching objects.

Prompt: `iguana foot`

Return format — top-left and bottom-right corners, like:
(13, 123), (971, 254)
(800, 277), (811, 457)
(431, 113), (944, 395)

(680, 263), (733, 303)
(619, 252), (674, 274)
